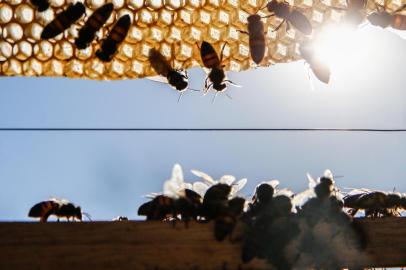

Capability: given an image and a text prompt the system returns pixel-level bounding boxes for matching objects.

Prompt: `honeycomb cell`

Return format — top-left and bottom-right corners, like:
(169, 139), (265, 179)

(127, 26), (144, 43)
(156, 9), (173, 27)
(183, 26), (201, 44)
(0, 41), (13, 61)
(65, 59), (84, 77)
(25, 23), (43, 42)
(3, 59), (22, 75)
(6, 0), (23, 5)
(112, 0), (125, 9)
(75, 46), (93, 60)
(34, 40), (54, 60)
(129, 59), (144, 76)
(109, 59), (127, 78)
(174, 9), (195, 27)
(15, 4), (35, 24)
(43, 59), (63, 76)
(85, 59), (105, 78)
(206, 26), (222, 43)
(35, 8), (55, 26)
(86, 0), (105, 9)
(13, 41), (33, 61)
(50, 0), (66, 8)
(145, 0), (163, 10)
(0, 4), (13, 24)
(23, 58), (43, 76)
(5, 23), (24, 42)
(127, 0), (144, 10)
(136, 8), (157, 26)
(54, 41), (74, 60)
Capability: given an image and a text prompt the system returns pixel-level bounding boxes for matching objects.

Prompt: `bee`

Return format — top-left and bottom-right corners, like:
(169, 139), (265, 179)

(200, 183), (232, 220)
(28, 198), (88, 222)
(197, 41), (240, 101)
(343, 189), (406, 217)
(148, 48), (191, 100)
(238, 14), (267, 65)
(299, 40), (331, 84)
(367, 3), (406, 30)
(138, 189), (202, 221)
(265, 0), (312, 35)
(96, 14), (131, 62)
(112, 216), (129, 221)
(30, 0), (49, 12)
(246, 180), (279, 218)
(41, 3), (86, 40)
(75, 3), (114, 49)
(214, 196), (246, 241)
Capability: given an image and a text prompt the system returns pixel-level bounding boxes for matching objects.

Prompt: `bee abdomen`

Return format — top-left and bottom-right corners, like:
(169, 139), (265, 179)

(41, 3), (85, 39)
(392, 14), (406, 30)
(28, 201), (57, 218)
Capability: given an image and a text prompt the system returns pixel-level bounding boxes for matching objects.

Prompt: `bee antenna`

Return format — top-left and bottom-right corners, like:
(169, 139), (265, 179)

(177, 92), (183, 103)
(188, 87), (201, 92)
(212, 93), (218, 104)
(226, 93), (233, 100)
(82, 212), (92, 221)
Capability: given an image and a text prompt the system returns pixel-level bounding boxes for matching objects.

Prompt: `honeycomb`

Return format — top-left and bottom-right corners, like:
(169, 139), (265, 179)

(0, 0), (404, 80)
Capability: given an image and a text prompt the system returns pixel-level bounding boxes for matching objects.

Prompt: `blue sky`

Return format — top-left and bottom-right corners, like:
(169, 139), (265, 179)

(0, 26), (405, 221)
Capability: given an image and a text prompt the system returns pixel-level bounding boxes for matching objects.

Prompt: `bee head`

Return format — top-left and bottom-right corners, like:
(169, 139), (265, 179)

(75, 206), (82, 221)
(213, 83), (227, 92)
(387, 193), (402, 207)
(266, 0), (278, 11)
(400, 196), (406, 209)
(248, 14), (261, 23)
(255, 183), (274, 204)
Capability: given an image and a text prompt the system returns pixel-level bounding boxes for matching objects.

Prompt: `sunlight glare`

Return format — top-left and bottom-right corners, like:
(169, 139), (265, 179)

(311, 24), (378, 76)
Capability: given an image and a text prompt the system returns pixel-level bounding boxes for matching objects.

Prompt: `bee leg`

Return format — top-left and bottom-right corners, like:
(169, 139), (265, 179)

(273, 19), (286, 32)
(286, 21), (291, 32)
(220, 41), (228, 62)
(237, 30), (249, 35)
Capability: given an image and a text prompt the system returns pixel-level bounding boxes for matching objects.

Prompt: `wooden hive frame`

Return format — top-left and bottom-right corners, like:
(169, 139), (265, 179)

(0, 218), (406, 269)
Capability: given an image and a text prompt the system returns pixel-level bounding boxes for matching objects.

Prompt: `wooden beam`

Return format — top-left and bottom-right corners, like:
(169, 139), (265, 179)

(0, 218), (405, 270)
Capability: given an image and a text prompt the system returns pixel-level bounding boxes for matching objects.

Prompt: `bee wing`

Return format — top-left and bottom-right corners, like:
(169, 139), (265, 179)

(192, 181), (210, 197)
(343, 188), (370, 196)
(146, 75), (169, 84)
(275, 188), (294, 198)
(219, 175), (236, 185)
(144, 192), (161, 199)
(292, 188), (315, 208)
(163, 164), (185, 198)
(230, 178), (247, 197)
(323, 169), (334, 180)
(306, 173), (318, 189)
(49, 197), (69, 204)
(265, 180), (280, 188)
(191, 169), (216, 184)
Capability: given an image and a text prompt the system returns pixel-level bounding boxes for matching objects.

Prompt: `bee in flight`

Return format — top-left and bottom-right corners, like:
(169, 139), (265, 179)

(197, 41), (240, 102)
(41, 2), (86, 40)
(299, 39), (331, 84)
(30, 0), (49, 12)
(367, 3), (406, 30)
(96, 14), (131, 62)
(75, 3), (114, 49)
(239, 13), (267, 65)
(265, 0), (312, 35)
(28, 198), (91, 222)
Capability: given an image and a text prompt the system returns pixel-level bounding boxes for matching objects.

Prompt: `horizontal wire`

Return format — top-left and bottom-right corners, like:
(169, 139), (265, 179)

(0, 128), (405, 132)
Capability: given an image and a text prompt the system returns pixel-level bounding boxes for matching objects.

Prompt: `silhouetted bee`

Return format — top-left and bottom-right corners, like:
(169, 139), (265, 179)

(148, 48), (189, 92)
(138, 189), (202, 221)
(367, 4), (406, 30)
(112, 216), (129, 221)
(41, 3), (86, 40)
(344, 189), (406, 217)
(96, 15), (131, 62)
(28, 198), (89, 222)
(239, 14), (267, 64)
(30, 0), (49, 12)
(266, 0), (312, 35)
(200, 183), (232, 220)
(299, 40), (331, 84)
(198, 41), (240, 100)
(214, 197), (246, 241)
(75, 3), (114, 49)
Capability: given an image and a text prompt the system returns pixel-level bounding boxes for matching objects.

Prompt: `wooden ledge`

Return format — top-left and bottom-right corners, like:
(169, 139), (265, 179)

(0, 218), (405, 270)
